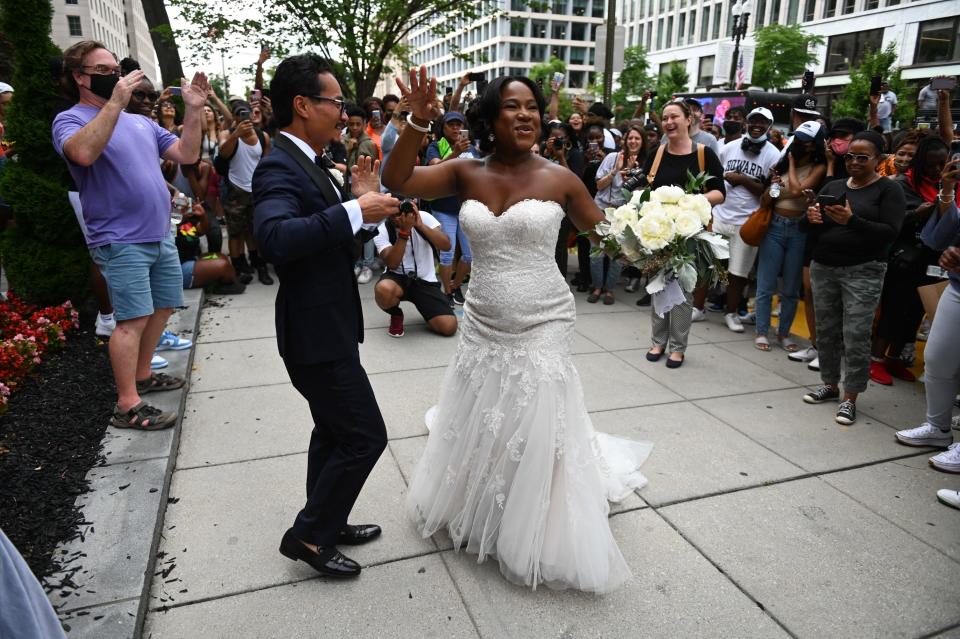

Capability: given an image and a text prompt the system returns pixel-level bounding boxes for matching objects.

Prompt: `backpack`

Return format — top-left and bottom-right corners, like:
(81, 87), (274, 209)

(213, 126), (267, 177)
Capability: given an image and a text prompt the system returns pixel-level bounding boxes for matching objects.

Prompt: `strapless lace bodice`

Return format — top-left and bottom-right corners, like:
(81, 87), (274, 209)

(458, 199), (574, 351)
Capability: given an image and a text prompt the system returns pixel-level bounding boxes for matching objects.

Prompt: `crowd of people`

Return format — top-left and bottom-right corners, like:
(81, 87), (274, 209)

(0, 41), (956, 510)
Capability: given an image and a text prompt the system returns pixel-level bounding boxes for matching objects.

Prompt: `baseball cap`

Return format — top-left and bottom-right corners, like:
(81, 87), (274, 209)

(792, 94), (819, 116)
(442, 111), (466, 124)
(683, 97), (702, 110)
(746, 107), (774, 122)
(793, 120), (824, 143)
(0, 82), (13, 94)
(609, 128), (622, 138)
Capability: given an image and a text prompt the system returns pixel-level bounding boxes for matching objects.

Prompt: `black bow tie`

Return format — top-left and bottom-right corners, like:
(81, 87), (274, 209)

(315, 154), (334, 170)
(741, 138), (766, 154)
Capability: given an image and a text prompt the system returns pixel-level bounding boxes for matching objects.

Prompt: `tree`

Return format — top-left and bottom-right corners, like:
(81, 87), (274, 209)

(751, 24), (823, 91)
(168, 0), (502, 101)
(141, 0), (185, 86)
(528, 56), (573, 120)
(656, 61), (689, 100)
(611, 46), (654, 112)
(0, 0), (89, 304)
(831, 42), (914, 126)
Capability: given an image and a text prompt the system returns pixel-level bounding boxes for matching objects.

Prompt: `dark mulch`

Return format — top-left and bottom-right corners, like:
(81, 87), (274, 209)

(0, 314), (115, 581)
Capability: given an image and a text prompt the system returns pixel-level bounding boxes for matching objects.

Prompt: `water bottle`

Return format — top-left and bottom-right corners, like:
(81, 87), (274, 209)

(769, 173), (781, 199)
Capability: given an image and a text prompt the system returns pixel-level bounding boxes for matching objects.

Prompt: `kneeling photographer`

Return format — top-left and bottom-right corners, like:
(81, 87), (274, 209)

(374, 200), (458, 338)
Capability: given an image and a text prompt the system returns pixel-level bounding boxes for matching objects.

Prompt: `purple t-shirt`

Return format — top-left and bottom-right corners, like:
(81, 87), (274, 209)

(52, 104), (178, 248)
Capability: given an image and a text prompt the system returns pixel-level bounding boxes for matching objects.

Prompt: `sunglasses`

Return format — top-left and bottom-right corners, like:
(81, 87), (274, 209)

(132, 90), (159, 102)
(843, 153), (876, 164)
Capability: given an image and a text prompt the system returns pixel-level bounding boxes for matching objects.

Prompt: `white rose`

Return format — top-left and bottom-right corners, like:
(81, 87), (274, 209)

(611, 217), (630, 235)
(674, 209), (704, 238)
(613, 204), (639, 225)
(639, 200), (664, 218)
(661, 203), (682, 220)
(629, 189), (647, 206)
(637, 212), (675, 251)
(652, 185), (685, 204)
(679, 193), (712, 226)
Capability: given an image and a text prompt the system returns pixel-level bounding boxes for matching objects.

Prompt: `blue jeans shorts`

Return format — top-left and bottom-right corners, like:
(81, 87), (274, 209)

(181, 260), (196, 289)
(89, 235), (184, 321)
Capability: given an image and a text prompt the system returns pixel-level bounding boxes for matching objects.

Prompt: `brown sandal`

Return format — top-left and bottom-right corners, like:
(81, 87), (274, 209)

(136, 372), (185, 395)
(110, 402), (177, 431)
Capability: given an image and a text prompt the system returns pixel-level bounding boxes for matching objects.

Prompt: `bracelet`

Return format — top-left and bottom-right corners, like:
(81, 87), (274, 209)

(397, 230), (411, 239)
(405, 113), (431, 133)
(938, 190), (955, 204)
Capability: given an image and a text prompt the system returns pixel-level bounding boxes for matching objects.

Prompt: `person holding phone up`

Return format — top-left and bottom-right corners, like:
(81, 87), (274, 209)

(801, 131), (905, 426)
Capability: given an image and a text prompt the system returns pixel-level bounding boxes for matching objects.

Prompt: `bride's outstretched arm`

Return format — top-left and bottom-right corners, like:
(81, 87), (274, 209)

(382, 67), (461, 200)
(565, 173), (605, 236)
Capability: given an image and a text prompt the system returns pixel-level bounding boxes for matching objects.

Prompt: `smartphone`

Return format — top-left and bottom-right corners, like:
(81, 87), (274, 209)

(459, 129), (469, 142)
(260, 42), (269, 54)
(930, 77), (956, 91)
(468, 72), (485, 83)
(927, 264), (948, 279)
(251, 89), (262, 102)
(536, 78), (544, 89)
(167, 87), (182, 96)
(818, 193), (847, 209)
(802, 70), (815, 93)
(870, 75), (882, 96)
(371, 109), (381, 126)
(649, 90), (657, 98)
(950, 139), (960, 163)
(588, 141), (599, 153)
(553, 72), (565, 87)
(445, 86), (453, 95)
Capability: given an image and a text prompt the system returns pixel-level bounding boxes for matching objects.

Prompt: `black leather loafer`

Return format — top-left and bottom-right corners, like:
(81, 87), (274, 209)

(338, 524), (382, 545)
(279, 529), (360, 578)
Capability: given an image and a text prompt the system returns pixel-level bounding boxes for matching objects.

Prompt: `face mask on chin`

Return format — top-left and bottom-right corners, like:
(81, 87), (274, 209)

(86, 72), (120, 101)
(830, 138), (850, 156)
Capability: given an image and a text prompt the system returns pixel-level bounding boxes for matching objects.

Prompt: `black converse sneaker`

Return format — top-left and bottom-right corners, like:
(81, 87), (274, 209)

(803, 385), (840, 404)
(835, 400), (856, 425)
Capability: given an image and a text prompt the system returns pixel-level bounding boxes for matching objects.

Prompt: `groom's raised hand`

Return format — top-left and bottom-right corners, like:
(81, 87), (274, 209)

(357, 192), (400, 225)
(351, 155), (382, 197)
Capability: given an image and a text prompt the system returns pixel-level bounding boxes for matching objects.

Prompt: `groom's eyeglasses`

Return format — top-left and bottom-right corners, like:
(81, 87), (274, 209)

(304, 95), (346, 117)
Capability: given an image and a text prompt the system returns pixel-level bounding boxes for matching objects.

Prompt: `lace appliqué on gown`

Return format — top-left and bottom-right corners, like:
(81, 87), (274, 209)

(405, 199), (652, 594)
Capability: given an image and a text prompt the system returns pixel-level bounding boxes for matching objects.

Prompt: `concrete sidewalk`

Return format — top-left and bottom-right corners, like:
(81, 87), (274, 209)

(143, 279), (960, 638)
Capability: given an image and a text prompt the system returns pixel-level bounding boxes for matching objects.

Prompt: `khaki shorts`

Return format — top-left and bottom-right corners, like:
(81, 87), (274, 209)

(712, 219), (759, 279)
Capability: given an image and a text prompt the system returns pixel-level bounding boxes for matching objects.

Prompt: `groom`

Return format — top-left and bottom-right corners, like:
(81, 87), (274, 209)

(252, 54), (400, 577)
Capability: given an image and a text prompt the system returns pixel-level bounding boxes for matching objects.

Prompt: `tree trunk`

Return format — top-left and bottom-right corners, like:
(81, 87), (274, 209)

(140, 0), (184, 86)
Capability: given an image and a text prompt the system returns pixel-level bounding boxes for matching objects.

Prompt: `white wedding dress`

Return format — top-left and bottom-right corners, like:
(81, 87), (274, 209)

(405, 199), (652, 594)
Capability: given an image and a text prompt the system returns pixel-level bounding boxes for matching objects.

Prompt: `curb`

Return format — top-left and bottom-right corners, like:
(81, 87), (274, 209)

(46, 289), (204, 639)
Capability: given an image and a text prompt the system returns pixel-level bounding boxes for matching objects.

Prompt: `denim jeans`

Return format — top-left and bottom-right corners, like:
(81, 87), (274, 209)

(590, 252), (622, 292)
(755, 214), (806, 338)
(433, 210), (472, 266)
(355, 238), (376, 269)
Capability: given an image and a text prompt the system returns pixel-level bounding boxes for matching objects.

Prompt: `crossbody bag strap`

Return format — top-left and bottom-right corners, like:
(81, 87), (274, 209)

(697, 143), (705, 173)
(646, 144), (667, 186)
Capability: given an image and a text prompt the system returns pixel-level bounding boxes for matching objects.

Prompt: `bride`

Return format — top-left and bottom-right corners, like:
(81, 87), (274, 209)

(382, 68), (652, 594)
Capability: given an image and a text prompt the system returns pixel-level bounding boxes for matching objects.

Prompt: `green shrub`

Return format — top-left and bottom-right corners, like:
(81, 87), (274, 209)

(0, 0), (89, 305)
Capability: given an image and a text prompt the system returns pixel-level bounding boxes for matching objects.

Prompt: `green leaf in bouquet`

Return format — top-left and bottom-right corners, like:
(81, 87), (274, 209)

(677, 262), (698, 292)
(684, 169), (712, 194)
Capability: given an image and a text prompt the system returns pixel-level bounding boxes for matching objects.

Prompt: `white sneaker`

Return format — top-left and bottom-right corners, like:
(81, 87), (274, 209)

(937, 488), (960, 509)
(353, 264), (362, 278)
(691, 307), (707, 322)
(624, 277), (640, 293)
(724, 312), (744, 333)
(930, 443), (960, 473)
(95, 312), (116, 338)
(789, 345), (817, 362)
(151, 354), (169, 370)
(357, 267), (373, 284)
(896, 423), (953, 448)
(807, 356), (820, 371)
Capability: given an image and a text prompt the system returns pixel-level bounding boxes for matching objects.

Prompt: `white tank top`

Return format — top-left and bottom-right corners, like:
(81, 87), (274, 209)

(228, 136), (262, 192)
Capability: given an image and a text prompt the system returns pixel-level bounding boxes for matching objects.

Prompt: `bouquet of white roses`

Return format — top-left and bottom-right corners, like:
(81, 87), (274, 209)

(592, 172), (729, 316)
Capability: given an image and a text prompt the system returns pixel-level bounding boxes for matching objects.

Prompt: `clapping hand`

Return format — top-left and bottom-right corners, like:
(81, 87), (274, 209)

(396, 66), (441, 123)
(181, 72), (211, 109)
(350, 155), (382, 197)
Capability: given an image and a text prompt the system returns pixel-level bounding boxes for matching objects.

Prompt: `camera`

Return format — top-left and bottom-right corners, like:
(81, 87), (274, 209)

(622, 168), (647, 192)
(553, 137), (565, 149)
(399, 198), (416, 214)
(235, 106), (252, 121)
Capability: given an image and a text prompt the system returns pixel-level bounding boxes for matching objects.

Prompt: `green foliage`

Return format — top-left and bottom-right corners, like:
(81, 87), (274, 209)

(831, 43), (914, 126)
(751, 24), (823, 91)
(0, 0), (89, 304)
(528, 56), (573, 119)
(168, 0), (502, 100)
(612, 46), (655, 111)
(656, 61), (689, 100)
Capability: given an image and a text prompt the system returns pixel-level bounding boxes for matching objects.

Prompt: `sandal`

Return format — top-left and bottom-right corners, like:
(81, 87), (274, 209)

(778, 336), (800, 353)
(754, 335), (771, 351)
(136, 372), (186, 395)
(603, 292), (615, 305)
(111, 402), (177, 431)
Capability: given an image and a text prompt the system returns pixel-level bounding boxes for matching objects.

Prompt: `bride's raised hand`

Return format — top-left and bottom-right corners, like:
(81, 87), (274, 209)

(396, 66), (440, 122)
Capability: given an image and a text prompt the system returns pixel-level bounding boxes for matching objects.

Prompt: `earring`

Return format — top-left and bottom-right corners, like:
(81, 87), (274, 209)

(487, 132), (495, 142)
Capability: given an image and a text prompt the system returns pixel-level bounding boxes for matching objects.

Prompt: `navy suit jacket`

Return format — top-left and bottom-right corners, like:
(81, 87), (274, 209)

(252, 134), (364, 364)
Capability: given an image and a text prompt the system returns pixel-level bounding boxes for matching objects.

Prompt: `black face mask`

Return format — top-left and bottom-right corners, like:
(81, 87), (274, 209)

(722, 121), (743, 136)
(87, 72), (120, 100)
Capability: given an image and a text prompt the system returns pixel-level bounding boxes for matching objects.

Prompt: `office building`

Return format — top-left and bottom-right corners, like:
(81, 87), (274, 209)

(50, 0), (160, 83)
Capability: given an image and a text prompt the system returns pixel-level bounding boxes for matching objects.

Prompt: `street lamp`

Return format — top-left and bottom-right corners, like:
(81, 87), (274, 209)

(728, 0), (753, 89)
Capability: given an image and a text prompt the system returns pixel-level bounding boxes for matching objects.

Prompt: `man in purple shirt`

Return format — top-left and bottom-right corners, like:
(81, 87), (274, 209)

(52, 40), (209, 431)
